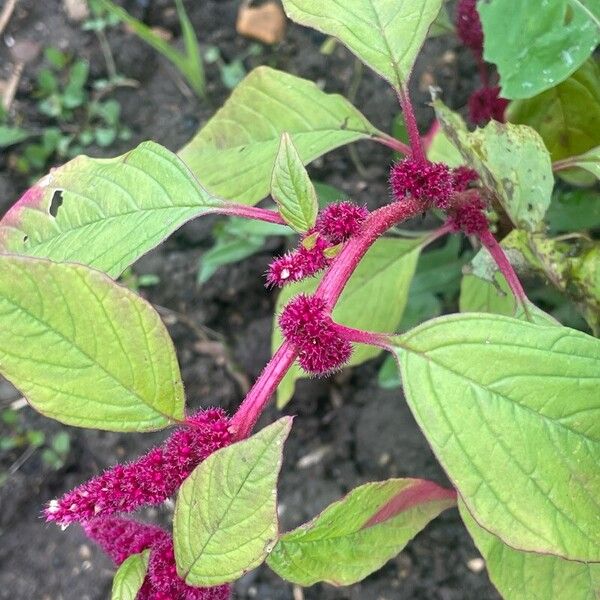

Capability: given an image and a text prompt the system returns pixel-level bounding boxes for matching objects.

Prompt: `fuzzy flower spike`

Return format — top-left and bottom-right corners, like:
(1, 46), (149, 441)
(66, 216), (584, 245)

(266, 202), (369, 288)
(45, 408), (232, 526)
(279, 294), (352, 374)
(84, 517), (230, 600)
(390, 158), (455, 209)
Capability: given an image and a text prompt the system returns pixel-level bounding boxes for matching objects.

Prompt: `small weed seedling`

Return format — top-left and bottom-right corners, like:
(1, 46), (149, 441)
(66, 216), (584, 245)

(0, 1), (598, 599)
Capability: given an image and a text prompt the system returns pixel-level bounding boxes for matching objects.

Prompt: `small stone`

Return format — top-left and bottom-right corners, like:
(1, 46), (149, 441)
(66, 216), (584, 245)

(236, 2), (287, 45)
(467, 557), (486, 573)
(63, 0), (90, 22)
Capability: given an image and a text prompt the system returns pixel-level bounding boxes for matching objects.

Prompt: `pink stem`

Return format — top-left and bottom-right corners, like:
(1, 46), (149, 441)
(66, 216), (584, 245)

(217, 203), (286, 225)
(421, 120), (440, 153)
(478, 229), (527, 303)
(316, 196), (426, 309)
(334, 324), (392, 350)
(230, 196), (427, 439)
(230, 342), (297, 440)
(376, 134), (412, 156)
(397, 88), (425, 163)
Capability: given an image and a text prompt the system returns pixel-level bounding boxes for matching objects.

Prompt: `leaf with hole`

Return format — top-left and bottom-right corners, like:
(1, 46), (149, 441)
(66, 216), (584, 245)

(111, 550), (150, 600)
(433, 100), (553, 231)
(271, 133), (319, 232)
(0, 255), (184, 431)
(178, 67), (380, 205)
(393, 314), (600, 562)
(267, 478), (455, 586)
(281, 0), (443, 89)
(459, 500), (600, 600)
(479, 0), (600, 99)
(174, 418), (292, 586)
(0, 141), (225, 278)
(273, 237), (422, 408)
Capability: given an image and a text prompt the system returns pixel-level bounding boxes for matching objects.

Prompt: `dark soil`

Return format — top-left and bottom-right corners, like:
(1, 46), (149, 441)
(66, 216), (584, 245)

(0, 1), (499, 598)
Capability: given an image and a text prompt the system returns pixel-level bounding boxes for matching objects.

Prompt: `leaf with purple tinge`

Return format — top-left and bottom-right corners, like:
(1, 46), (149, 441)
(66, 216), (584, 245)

(267, 478), (455, 586)
(0, 141), (225, 278)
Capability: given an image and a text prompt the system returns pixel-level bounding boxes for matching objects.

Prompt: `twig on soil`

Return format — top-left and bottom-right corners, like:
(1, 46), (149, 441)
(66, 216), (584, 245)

(2, 60), (24, 111)
(0, 0), (18, 37)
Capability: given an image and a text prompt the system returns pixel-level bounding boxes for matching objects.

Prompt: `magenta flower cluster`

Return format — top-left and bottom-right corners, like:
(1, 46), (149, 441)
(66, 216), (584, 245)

(468, 86), (509, 125)
(266, 201), (369, 287)
(85, 517), (230, 599)
(448, 191), (488, 235)
(45, 409), (232, 526)
(456, 0), (484, 56)
(279, 294), (352, 374)
(390, 160), (480, 209)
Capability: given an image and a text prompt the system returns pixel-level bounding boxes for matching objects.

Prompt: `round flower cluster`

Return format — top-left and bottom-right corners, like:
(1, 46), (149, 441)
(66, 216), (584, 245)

(279, 294), (352, 375)
(266, 202), (369, 288)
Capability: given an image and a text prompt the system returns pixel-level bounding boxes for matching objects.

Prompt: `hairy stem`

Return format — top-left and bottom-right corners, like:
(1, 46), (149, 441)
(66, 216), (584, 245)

(334, 324), (393, 350)
(217, 204), (286, 225)
(316, 196), (426, 309)
(397, 87), (425, 163)
(230, 342), (297, 440)
(478, 228), (528, 304)
(230, 197), (427, 438)
(376, 133), (412, 156)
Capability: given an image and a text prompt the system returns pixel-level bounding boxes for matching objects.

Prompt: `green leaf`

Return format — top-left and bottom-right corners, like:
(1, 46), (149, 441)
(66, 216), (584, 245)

(546, 188), (600, 233)
(0, 126), (30, 148)
(0, 141), (225, 278)
(271, 133), (319, 232)
(198, 216), (292, 284)
(267, 478), (455, 586)
(426, 127), (464, 168)
(459, 273), (515, 316)
(393, 314), (600, 562)
(0, 256), (184, 431)
(459, 500), (600, 600)
(377, 354), (401, 389)
(507, 59), (600, 161)
(174, 418), (292, 586)
(559, 145), (600, 179)
(479, 0), (600, 99)
(433, 100), (553, 231)
(178, 67), (380, 205)
(111, 550), (150, 600)
(281, 0), (443, 89)
(273, 237), (422, 407)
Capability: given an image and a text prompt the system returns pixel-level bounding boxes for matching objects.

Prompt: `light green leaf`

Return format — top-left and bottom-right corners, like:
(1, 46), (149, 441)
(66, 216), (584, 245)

(459, 500), (600, 600)
(479, 0), (600, 99)
(460, 273), (515, 316)
(426, 127), (464, 168)
(460, 273), (558, 326)
(546, 189), (600, 233)
(0, 125), (30, 148)
(111, 550), (150, 600)
(267, 478), (455, 586)
(0, 256), (184, 431)
(273, 237), (422, 407)
(558, 145), (600, 179)
(174, 418), (292, 586)
(378, 354), (402, 389)
(178, 67), (380, 205)
(393, 314), (600, 562)
(507, 59), (600, 161)
(282, 0), (443, 89)
(0, 141), (225, 278)
(433, 100), (553, 231)
(271, 133), (318, 232)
